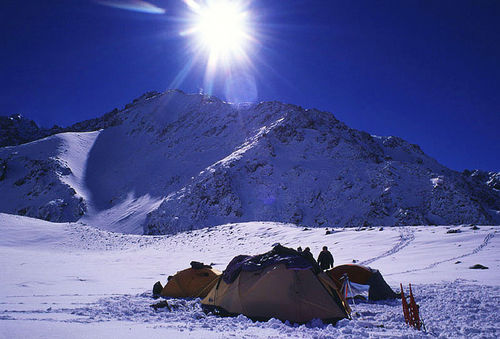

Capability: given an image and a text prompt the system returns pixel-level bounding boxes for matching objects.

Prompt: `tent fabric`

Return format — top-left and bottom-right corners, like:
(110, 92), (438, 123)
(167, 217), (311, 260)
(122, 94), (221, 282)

(328, 264), (374, 285)
(366, 270), (399, 300)
(202, 246), (350, 324)
(222, 244), (320, 284)
(327, 264), (398, 301)
(161, 267), (221, 298)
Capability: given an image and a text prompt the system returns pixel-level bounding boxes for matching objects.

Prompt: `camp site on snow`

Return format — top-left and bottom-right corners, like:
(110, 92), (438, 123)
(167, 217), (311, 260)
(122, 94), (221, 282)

(152, 244), (406, 326)
(2, 216), (498, 337)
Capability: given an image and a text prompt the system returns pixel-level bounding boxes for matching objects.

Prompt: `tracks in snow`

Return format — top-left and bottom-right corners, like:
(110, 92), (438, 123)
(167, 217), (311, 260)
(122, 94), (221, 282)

(360, 227), (496, 275)
(360, 227), (415, 266)
(388, 231), (496, 276)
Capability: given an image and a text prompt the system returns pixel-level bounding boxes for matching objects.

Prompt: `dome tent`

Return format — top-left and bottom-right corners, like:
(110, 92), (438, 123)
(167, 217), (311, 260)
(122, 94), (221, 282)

(161, 262), (221, 298)
(201, 245), (350, 324)
(326, 264), (399, 301)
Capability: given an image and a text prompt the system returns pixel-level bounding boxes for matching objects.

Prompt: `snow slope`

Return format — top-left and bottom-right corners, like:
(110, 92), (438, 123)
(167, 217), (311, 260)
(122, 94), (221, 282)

(1, 213), (499, 338)
(0, 132), (99, 222)
(1, 90), (499, 234)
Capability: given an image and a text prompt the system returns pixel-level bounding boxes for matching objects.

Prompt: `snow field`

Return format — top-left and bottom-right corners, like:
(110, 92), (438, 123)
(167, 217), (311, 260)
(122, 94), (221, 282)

(1, 213), (499, 338)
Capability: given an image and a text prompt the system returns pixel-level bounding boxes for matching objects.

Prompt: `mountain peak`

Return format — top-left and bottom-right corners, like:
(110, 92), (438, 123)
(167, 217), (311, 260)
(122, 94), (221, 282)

(1, 90), (498, 234)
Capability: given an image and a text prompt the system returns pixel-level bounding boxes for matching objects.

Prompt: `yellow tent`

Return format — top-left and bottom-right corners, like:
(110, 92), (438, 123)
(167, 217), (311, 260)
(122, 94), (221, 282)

(201, 246), (350, 323)
(161, 266), (221, 298)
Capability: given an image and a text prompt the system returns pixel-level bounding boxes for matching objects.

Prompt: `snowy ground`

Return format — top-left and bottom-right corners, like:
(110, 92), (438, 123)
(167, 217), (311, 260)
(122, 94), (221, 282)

(1, 213), (499, 338)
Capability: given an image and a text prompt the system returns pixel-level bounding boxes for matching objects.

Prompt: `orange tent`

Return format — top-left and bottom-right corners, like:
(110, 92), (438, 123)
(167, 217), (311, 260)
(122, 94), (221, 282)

(328, 264), (373, 285)
(326, 264), (399, 301)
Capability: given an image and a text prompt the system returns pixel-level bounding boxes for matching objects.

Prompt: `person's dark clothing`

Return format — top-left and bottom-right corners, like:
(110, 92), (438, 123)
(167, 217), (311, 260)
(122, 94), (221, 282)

(317, 250), (334, 270)
(302, 248), (315, 263)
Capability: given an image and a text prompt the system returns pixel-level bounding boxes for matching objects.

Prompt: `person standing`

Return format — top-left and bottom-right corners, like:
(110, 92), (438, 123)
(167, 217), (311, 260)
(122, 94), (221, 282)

(302, 247), (315, 262)
(317, 246), (334, 270)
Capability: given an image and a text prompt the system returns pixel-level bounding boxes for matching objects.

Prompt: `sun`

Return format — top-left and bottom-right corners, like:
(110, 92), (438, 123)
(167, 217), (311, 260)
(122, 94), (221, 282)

(195, 1), (250, 56)
(174, 0), (260, 97)
(182, 0), (254, 62)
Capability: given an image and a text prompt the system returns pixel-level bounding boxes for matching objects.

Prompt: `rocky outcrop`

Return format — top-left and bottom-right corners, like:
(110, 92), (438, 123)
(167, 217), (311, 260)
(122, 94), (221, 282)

(0, 91), (160, 148)
(142, 94), (500, 234)
(0, 152), (86, 222)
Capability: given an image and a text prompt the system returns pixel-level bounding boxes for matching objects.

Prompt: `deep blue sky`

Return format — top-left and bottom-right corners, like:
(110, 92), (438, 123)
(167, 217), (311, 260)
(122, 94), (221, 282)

(1, 0), (499, 171)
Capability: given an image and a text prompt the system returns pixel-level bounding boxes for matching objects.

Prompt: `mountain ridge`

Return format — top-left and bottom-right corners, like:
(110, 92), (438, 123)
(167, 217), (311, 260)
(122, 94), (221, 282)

(0, 90), (498, 234)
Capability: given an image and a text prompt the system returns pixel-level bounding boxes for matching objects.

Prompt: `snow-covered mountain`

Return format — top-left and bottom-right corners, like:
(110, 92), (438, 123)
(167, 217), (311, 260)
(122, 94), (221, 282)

(0, 90), (498, 234)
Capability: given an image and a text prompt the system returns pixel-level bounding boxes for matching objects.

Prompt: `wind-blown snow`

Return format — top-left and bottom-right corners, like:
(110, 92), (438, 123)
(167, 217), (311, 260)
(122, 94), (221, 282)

(1, 213), (499, 338)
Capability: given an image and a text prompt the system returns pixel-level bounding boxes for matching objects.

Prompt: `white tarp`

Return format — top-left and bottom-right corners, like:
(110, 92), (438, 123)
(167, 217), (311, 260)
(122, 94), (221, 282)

(342, 279), (370, 299)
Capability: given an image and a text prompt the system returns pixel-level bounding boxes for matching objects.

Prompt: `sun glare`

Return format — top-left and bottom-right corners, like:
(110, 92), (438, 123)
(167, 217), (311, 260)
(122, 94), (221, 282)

(195, 2), (249, 55)
(183, 0), (252, 58)
(175, 0), (260, 99)
(182, 1), (254, 64)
